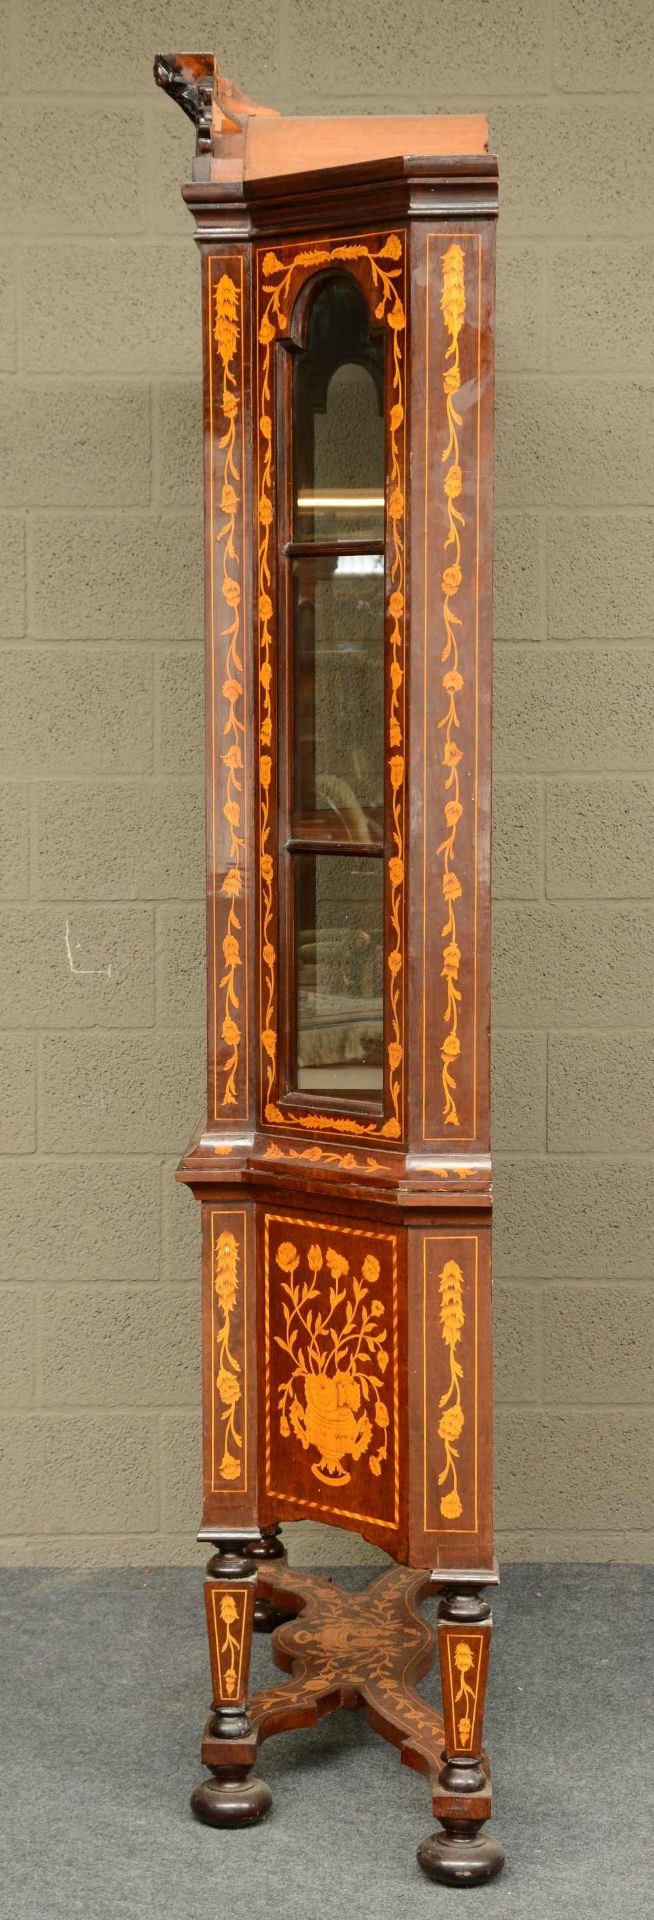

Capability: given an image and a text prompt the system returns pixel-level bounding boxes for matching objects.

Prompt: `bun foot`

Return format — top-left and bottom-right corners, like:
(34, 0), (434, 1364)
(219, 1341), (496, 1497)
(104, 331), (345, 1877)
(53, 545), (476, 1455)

(418, 1822), (505, 1887)
(191, 1768), (272, 1828)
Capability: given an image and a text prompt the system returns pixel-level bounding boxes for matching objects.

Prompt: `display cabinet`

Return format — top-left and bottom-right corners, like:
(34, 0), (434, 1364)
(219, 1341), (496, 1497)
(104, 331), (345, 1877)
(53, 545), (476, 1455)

(155, 51), (502, 1886)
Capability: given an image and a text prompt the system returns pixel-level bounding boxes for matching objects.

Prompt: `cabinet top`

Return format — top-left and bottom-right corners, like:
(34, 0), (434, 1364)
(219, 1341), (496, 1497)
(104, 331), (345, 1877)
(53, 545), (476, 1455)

(154, 53), (496, 205)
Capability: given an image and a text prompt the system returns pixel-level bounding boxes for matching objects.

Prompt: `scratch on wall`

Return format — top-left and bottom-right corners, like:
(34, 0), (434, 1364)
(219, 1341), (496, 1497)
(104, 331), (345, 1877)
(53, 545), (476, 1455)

(65, 919), (112, 980)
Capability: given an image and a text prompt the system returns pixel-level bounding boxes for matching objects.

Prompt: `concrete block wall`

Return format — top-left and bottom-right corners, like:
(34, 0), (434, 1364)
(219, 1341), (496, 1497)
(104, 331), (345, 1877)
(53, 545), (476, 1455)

(0, 0), (652, 1567)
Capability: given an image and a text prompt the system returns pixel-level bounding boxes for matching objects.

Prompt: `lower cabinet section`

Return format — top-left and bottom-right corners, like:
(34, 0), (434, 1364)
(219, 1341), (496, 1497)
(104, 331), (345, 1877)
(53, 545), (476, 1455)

(201, 1195), (493, 1570)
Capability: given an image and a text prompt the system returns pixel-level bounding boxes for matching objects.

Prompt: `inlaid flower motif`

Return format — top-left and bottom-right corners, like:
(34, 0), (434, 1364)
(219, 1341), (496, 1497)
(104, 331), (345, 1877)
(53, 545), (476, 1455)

(438, 1404), (464, 1442)
(441, 1033), (461, 1060)
(213, 274), (238, 370)
(454, 1642), (474, 1674)
(214, 1231), (238, 1315)
(275, 1239), (391, 1487)
(217, 1367), (241, 1407)
(440, 243), (466, 343)
(442, 942), (461, 978)
(444, 463), (463, 499)
(276, 1240), (299, 1274)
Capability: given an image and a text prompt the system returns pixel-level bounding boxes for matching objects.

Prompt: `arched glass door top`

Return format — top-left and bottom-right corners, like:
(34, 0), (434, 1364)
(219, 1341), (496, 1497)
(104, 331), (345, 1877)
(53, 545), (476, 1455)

(292, 275), (385, 542)
(284, 273), (386, 1099)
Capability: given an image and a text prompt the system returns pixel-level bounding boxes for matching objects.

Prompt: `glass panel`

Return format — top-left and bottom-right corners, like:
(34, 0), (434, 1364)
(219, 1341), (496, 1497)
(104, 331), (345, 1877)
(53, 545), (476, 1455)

(294, 854), (384, 1095)
(292, 275), (384, 543)
(293, 553), (384, 843)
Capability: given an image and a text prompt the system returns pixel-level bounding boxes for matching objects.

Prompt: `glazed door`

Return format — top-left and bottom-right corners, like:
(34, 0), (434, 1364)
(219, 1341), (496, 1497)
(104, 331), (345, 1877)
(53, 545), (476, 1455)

(255, 233), (408, 1144)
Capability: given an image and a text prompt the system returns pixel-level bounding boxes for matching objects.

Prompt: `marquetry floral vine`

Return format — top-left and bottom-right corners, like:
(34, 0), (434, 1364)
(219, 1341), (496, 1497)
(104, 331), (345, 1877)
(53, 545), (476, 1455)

(218, 1592), (241, 1697)
(437, 1258), (465, 1520)
(273, 1239), (390, 1487)
(256, 235), (406, 1139)
(437, 243), (466, 1128)
(264, 1142), (381, 1172)
(214, 1228), (242, 1481)
(453, 1639), (476, 1747)
(213, 271), (245, 1107)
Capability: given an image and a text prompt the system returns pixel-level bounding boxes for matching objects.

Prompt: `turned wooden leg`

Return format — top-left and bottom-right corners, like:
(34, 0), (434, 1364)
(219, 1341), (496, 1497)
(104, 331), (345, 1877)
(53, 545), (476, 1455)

(191, 1536), (272, 1829)
(418, 1589), (504, 1887)
(250, 1524), (296, 1634)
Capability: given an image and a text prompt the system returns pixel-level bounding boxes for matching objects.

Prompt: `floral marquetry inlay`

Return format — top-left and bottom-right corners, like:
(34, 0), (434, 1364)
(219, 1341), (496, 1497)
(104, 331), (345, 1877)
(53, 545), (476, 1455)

(440, 1626), (487, 1756)
(213, 1225), (243, 1483)
(423, 1234), (478, 1538)
(209, 257), (248, 1117)
(264, 1214), (400, 1535)
(205, 1579), (252, 1706)
(438, 243), (466, 1129)
(273, 1238), (390, 1487)
(437, 1259), (465, 1521)
(255, 232), (407, 1140)
(452, 1639), (476, 1747)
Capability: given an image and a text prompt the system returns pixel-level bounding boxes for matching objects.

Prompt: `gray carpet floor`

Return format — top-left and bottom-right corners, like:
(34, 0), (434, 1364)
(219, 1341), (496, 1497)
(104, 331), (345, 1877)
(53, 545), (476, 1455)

(1, 1564), (652, 1920)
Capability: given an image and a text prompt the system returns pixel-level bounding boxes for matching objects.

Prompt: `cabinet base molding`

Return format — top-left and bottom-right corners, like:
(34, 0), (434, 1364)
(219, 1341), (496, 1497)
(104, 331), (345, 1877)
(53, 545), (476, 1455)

(192, 1558), (503, 1879)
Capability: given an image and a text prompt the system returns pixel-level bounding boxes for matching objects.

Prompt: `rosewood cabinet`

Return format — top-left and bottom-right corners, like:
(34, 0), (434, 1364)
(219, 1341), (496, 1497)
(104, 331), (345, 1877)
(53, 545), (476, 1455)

(155, 51), (503, 1886)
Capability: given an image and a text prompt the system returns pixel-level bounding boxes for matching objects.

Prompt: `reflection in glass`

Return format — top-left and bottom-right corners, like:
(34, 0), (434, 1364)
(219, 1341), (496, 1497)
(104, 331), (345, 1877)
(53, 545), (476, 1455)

(294, 854), (383, 1094)
(293, 276), (384, 543)
(293, 554), (384, 842)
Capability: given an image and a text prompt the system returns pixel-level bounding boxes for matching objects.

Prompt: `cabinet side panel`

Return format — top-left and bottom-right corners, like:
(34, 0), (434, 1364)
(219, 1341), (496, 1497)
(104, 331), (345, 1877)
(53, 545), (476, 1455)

(257, 1203), (408, 1558)
(407, 1222), (493, 1569)
(409, 223), (495, 1151)
(201, 1199), (259, 1528)
(204, 248), (255, 1127)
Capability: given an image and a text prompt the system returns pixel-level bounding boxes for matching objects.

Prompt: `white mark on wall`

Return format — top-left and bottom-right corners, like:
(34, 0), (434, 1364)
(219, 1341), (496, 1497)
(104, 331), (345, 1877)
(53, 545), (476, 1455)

(65, 919), (112, 980)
